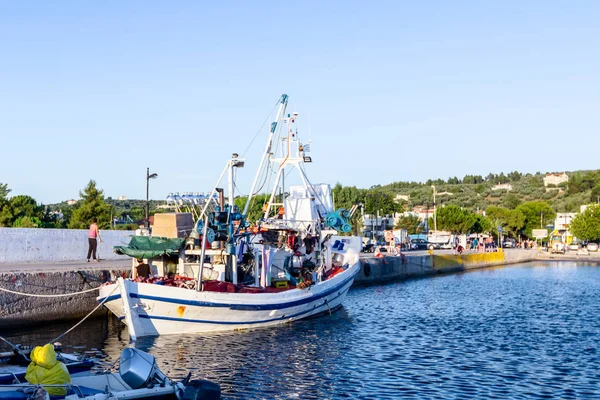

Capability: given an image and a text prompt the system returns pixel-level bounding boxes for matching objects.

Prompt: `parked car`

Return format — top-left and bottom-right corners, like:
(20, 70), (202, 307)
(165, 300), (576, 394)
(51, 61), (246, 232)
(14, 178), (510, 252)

(502, 238), (517, 248)
(569, 243), (580, 251)
(410, 238), (429, 250)
(587, 243), (599, 252)
(551, 242), (566, 254)
(362, 243), (375, 253)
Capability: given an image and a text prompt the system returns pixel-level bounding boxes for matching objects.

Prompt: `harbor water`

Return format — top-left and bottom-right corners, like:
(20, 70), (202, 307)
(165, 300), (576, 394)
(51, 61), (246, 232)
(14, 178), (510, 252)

(2, 262), (599, 399)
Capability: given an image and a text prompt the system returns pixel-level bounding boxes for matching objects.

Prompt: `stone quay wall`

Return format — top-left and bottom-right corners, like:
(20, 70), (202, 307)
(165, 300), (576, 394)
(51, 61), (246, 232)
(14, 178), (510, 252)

(354, 249), (538, 285)
(0, 268), (128, 329)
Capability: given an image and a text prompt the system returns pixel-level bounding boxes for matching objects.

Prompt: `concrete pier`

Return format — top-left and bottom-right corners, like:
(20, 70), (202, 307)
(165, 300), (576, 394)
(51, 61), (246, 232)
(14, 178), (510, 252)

(3, 244), (598, 329)
(355, 249), (542, 285)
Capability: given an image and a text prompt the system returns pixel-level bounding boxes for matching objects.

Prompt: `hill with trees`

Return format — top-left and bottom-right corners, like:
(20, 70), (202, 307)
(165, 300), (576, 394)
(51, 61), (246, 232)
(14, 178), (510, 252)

(2, 168), (600, 240)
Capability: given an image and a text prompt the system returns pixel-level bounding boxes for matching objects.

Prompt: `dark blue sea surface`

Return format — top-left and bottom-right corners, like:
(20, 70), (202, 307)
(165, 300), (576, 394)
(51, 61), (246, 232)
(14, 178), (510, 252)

(3, 262), (600, 399)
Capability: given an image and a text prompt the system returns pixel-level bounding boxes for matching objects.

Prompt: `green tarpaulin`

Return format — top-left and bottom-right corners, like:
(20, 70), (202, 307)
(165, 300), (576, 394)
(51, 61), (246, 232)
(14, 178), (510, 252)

(113, 236), (185, 259)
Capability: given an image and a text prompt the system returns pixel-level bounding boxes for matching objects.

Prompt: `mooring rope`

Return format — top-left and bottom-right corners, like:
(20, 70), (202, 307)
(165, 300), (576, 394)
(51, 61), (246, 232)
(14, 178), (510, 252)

(0, 285), (102, 298)
(47, 283), (120, 344)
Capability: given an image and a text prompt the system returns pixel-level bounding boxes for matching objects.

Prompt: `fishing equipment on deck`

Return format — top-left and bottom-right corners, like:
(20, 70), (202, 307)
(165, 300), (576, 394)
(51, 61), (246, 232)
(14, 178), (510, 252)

(325, 208), (352, 233)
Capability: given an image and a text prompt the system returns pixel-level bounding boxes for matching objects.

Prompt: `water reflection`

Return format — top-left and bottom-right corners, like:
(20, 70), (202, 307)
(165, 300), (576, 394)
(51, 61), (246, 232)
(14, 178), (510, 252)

(3, 262), (600, 399)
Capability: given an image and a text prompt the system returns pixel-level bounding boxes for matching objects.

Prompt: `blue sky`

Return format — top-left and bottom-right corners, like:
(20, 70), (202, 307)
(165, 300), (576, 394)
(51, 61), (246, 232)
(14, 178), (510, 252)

(1, 1), (599, 204)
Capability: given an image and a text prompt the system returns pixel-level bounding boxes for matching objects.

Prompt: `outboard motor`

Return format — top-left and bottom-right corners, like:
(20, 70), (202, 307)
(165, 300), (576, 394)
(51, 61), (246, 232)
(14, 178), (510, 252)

(119, 348), (168, 389)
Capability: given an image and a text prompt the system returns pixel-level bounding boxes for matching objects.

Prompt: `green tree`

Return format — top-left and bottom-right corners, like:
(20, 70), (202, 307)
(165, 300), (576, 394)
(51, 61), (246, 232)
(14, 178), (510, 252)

(472, 214), (492, 233)
(515, 201), (555, 238)
(365, 191), (398, 216)
(570, 205), (600, 241)
(68, 180), (112, 229)
(394, 214), (423, 234)
(502, 193), (522, 209)
(0, 183), (12, 227)
(332, 184), (365, 211)
(590, 184), (600, 204)
(8, 195), (44, 227)
(433, 205), (476, 234)
(486, 206), (524, 237)
(235, 194), (271, 225)
(13, 216), (42, 228)
(0, 183), (10, 199)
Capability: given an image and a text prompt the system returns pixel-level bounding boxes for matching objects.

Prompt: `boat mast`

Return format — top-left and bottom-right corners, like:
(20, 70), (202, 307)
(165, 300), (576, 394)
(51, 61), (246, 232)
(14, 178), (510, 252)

(263, 111), (297, 219)
(243, 94), (289, 217)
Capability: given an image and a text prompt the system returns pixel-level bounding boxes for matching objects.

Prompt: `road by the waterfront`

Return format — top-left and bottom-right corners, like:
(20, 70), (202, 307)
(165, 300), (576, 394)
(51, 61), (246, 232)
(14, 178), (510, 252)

(362, 247), (600, 261)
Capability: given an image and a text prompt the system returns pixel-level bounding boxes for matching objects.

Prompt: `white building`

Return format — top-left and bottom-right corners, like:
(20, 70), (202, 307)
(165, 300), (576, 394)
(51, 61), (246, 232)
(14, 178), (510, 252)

(117, 196), (127, 201)
(362, 214), (394, 239)
(394, 194), (410, 202)
(544, 172), (568, 187)
(554, 213), (576, 231)
(66, 199), (77, 206)
(491, 183), (513, 191)
(397, 206), (434, 222)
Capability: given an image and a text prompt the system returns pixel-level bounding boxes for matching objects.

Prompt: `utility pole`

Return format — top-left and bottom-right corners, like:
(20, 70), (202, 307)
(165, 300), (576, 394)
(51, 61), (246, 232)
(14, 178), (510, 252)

(425, 202), (430, 235)
(376, 194), (380, 241)
(432, 185), (437, 232)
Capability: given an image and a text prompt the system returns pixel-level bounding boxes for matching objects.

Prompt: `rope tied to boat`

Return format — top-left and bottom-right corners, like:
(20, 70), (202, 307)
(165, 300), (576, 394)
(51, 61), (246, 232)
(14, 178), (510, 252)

(46, 283), (120, 345)
(0, 284), (102, 298)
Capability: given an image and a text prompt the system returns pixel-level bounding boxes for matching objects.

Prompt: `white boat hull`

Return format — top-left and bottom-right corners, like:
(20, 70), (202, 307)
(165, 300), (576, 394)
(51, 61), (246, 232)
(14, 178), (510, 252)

(98, 261), (359, 338)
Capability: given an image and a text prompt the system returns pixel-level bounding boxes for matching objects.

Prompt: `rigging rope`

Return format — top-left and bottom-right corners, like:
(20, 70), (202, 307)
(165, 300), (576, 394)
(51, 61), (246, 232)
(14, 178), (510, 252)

(240, 98), (281, 158)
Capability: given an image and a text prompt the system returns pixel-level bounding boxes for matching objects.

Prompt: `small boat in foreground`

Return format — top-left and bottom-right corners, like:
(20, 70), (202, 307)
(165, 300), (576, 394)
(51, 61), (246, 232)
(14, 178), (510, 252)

(0, 347), (220, 399)
(0, 346), (95, 385)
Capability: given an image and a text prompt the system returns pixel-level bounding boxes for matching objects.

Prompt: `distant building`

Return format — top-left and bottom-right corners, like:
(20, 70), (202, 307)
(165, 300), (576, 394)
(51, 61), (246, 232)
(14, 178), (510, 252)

(544, 172), (568, 187)
(394, 194), (410, 202)
(66, 199), (77, 206)
(436, 191), (453, 196)
(117, 196), (127, 201)
(361, 214), (395, 239)
(491, 184), (513, 191)
(398, 206), (434, 221)
(554, 213), (576, 231)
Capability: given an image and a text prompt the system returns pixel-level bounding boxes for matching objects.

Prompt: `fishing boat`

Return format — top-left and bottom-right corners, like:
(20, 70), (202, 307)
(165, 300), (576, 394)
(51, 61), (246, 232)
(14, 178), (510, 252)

(0, 347), (220, 399)
(98, 94), (362, 339)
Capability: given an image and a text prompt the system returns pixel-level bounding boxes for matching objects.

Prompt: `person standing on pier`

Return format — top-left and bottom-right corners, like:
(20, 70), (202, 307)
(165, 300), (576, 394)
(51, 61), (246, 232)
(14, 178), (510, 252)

(87, 217), (102, 262)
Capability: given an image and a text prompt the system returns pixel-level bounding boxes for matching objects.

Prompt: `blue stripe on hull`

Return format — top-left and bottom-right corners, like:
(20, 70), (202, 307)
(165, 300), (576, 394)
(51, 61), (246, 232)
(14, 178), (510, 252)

(99, 266), (357, 311)
(138, 285), (351, 325)
(110, 283), (352, 326)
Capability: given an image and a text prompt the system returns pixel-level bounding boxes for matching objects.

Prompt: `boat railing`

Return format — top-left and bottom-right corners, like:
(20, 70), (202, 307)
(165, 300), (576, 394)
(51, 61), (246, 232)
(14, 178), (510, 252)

(260, 218), (321, 235)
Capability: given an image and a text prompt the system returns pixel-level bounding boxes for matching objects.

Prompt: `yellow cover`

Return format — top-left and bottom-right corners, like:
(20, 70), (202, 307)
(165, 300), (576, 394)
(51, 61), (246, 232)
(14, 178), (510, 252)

(25, 344), (71, 395)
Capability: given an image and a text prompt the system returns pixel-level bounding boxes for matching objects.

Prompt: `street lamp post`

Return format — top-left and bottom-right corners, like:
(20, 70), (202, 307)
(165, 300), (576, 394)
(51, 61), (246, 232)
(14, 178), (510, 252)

(146, 167), (158, 229)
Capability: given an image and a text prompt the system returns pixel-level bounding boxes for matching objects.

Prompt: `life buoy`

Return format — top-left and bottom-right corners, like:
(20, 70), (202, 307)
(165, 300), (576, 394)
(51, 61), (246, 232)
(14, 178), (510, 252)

(363, 262), (372, 277)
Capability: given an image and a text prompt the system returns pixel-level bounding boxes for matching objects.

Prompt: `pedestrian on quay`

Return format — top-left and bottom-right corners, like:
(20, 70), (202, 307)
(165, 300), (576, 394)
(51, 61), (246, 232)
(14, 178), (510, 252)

(87, 217), (102, 262)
